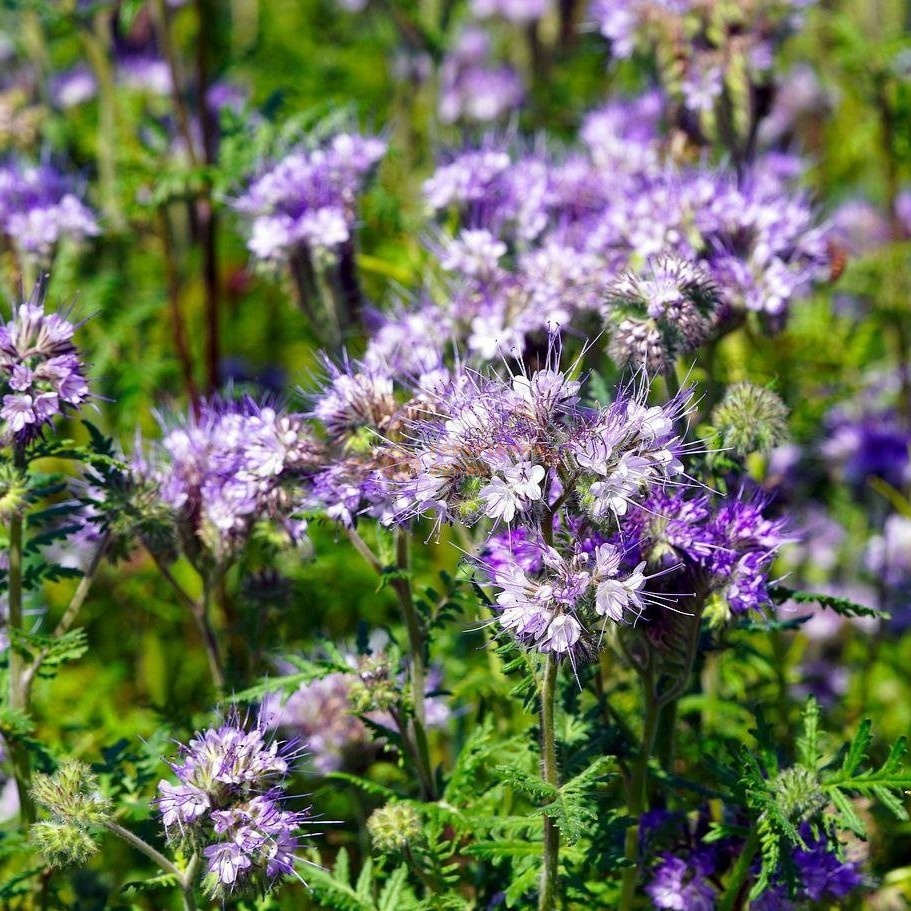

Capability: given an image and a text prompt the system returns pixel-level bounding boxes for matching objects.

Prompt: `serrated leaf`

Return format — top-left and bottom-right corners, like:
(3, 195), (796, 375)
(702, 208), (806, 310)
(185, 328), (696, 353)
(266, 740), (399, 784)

(354, 857), (373, 898)
(828, 788), (865, 836)
(768, 585), (883, 619)
(377, 865), (412, 911)
(841, 719), (873, 776)
(796, 697), (820, 771)
(231, 667), (329, 703)
(325, 772), (400, 801)
(121, 872), (180, 894)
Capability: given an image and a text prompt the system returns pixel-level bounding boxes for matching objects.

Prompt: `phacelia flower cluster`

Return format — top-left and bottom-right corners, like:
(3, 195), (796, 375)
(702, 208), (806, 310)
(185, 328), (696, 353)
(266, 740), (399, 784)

(486, 536), (662, 662)
(607, 255), (720, 371)
(133, 398), (321, 566)
(643, 813), (863, 911)
(375, 99), (829, 369)
(393, 355), (688, 534)
(0, 160), (98, 264)
(0, 277), (89, 446)
(156, 715), (307, 899)
(233, 133), (386, 263)
(622, 487), (789, 622)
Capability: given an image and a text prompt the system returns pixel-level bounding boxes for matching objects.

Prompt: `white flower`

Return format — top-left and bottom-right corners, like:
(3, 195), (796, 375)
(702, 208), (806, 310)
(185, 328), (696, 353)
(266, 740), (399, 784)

(538, 613), (582, 653)
(480, 475), (520, 523)
(503, 461), (546, 501)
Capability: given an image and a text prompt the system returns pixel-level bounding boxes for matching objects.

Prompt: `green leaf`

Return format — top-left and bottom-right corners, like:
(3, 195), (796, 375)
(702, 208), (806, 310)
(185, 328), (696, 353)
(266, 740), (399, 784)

(377, 866), (412, 911)
(768, 585), (883, 619)
(796, 697), (820, 772)
(841, 719), (873, 777)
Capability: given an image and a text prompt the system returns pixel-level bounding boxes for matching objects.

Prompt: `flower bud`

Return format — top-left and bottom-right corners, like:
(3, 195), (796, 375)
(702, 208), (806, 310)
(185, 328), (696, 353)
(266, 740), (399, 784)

(712, 382), (789, 458)
(367, 802), (421, 853)
(0, 462), (27, 520)
(772, 766), (828, 824)
(30, 820), (99, 868)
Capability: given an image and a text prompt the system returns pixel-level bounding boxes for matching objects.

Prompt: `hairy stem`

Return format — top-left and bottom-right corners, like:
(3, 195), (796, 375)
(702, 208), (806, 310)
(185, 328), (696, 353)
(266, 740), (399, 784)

(21, 534), (109, 699)
(718, 828), (760, 911)
(7, 445), (34, 825)
(104, 819), (197, 908)
(619, 668), (661, 911)
(539, 657), (560, 911)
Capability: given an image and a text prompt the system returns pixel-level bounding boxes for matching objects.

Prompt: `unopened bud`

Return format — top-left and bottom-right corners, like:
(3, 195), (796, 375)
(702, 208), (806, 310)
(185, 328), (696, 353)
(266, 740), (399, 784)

(367, 802), (422, 853)
(712, 382), (789, 457)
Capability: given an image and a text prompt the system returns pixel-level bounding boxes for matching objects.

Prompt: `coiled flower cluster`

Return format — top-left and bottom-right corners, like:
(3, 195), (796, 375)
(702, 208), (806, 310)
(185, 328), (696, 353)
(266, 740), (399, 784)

(0, 277), (89, 446)
(156, 716), (308, 899)
(233, 132), (386, 263)
(133, 398), (322, 566)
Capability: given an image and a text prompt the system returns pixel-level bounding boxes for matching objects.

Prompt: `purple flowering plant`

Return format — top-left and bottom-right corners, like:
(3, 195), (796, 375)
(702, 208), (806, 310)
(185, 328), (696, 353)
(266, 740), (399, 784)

(3, 1), (911, 910)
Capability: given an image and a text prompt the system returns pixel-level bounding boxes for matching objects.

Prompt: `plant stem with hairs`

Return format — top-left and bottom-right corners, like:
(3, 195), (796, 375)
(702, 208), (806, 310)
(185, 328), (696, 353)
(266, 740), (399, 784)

(103, 820), (198, 910)
(539, 657), (560, 911)
(346, 526), (437, 800)
(6, 444), (34, 825)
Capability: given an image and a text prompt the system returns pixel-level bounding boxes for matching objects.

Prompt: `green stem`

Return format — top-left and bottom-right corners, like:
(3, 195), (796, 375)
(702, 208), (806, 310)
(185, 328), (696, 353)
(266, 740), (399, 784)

(200, 575), (226, 695)
(148, 551), (224, 693)
(104, 820), (197, 908)
(619, 670), (661, 911)
(539, 657), (560, 911)
(7, 445), (34, 826)
(393, 529), (435, 801)
(718, 828), (760, 911)
(81, 13), (124, 230)
(151, 0), (199, 168)
(346, 527), (436, 800)
(21, 534), (110, 699)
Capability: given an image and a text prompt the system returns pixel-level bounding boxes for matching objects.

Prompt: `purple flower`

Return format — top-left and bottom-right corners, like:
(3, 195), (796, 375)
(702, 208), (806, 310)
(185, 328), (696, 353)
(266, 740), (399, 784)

(263, 634), (451, 774)
(49, 66), (98, 109)
(623, 486), (789, 619)
(646, 853), (716, 911)
(439, 31), (525, 125)
(156, 713), (309, 899)
(0, 278), (89, 445)
(134, 398), (320, 565)
(793, 832), (864, 901)
(470, 0), (551, 21)
(0, 161), (98, 263)
(234, 133), (385, 262)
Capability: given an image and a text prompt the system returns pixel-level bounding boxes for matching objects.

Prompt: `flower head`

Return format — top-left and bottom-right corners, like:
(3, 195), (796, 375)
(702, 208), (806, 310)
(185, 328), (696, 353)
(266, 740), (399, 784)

(156, 712), (308, 900)
(0, 277), (89, 445)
